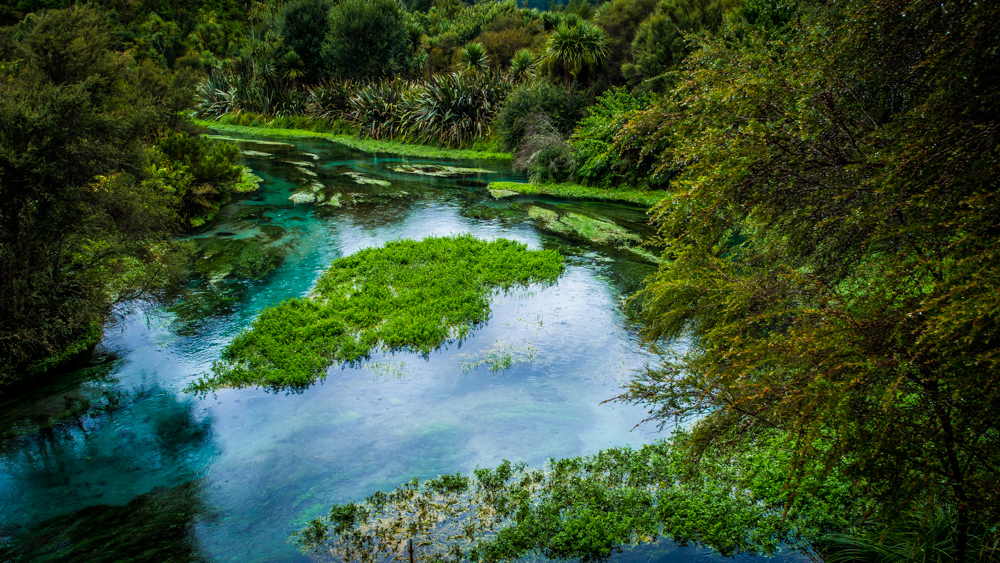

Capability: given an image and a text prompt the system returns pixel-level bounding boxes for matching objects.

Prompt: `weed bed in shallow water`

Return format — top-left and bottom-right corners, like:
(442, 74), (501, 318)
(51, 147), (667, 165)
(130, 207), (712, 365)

(187, 235), (563, 393)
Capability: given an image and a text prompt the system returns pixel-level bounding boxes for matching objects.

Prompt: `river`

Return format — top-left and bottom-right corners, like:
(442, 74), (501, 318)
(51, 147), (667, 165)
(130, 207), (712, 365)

(0, 132), (802, 562)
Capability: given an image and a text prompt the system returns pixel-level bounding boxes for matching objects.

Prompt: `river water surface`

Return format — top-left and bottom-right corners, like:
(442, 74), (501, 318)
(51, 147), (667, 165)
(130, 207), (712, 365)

(0, 133), (800, 562)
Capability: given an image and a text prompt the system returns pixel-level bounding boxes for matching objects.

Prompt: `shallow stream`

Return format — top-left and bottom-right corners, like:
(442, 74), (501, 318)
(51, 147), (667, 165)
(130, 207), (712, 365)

(0, 133), (799, 562)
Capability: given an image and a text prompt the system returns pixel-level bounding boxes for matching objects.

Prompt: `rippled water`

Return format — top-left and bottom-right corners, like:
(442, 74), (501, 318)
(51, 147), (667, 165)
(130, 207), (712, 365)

(0, 134), (800, 562)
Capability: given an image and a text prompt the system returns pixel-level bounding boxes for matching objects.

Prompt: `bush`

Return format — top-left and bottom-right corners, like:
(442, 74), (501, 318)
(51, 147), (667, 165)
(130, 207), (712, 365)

(571, 86), (666, 189)
(513, 117), (576, 183)
(349, 78), (423, 140)
(474, 15), (543, 68)
(495, 80), (591, 151)
(408, 72), (510, 148)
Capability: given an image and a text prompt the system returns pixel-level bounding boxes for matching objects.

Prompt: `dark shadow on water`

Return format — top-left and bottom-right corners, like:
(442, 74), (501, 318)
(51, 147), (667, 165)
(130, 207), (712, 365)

(0, 480), (210, 563)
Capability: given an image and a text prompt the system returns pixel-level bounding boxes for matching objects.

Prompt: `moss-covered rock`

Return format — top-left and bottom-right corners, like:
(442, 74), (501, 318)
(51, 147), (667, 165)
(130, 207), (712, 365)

(390, 164), (491, 177)
(527, 206), (641, 247)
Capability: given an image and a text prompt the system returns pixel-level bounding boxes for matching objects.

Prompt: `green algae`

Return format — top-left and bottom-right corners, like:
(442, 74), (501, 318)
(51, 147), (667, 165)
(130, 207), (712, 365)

(458, 339), (537, 373)
(488, 188), (519, 199)
(390, 164), (491, 177)
(527, 206), (641, 247)
(342, 172), (391, 187)
(186, 235), (564, 393)
(187, 237), (285, 282)
(488, 181), (665, 207)
(168, 282), (246, 336)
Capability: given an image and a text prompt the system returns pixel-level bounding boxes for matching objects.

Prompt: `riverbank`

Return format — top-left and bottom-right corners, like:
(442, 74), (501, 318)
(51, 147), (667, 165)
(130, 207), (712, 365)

(488, 181), (666, 208)
(193, 119), (512, 161)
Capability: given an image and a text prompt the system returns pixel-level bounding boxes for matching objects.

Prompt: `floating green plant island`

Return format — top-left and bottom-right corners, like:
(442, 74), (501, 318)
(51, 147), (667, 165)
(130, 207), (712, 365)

(186, 235), (564, 393)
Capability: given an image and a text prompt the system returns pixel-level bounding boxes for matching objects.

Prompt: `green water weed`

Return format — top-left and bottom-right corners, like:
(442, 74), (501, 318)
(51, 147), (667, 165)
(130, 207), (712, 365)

(187, 236), (563, 393)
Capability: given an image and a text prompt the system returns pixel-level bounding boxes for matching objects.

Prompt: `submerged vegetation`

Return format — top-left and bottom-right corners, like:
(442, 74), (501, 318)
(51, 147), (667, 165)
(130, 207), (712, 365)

(187, 236), (563, 393)
(296, 430), (855, 562)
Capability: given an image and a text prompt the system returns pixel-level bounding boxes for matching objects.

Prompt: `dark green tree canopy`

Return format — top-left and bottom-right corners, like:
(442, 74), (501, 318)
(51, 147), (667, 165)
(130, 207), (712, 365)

(620, 0), (1000, 559)
(279, 0), (333, 82)
(322, 0), (415, 80)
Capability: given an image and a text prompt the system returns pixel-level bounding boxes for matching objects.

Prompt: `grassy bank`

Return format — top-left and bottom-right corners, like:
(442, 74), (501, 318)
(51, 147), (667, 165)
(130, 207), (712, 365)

(488, 181), (666, 207)
(193, 119), (512, 161)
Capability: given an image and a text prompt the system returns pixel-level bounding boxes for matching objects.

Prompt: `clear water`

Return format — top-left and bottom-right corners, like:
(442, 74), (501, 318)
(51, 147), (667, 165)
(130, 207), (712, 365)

(0, 134), (801, 562)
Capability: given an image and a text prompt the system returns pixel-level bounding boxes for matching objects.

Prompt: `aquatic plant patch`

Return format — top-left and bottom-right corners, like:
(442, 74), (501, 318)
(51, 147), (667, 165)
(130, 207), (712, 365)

(390, 164), (491, 178)
(186, 235), (563, 393)
(487, 181), (665, 207)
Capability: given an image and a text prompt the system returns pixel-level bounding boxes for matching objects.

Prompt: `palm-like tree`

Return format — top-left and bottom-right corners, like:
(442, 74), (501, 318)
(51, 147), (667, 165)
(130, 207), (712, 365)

(280, 50), (306, 85)
(509, 48), (538, 84)
(544, 20), (608, 90)
(460, 43), (491, 74)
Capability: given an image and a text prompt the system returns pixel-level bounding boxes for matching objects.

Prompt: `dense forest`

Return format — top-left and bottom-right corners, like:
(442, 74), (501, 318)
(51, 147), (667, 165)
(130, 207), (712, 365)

(0, 0), (997, 561)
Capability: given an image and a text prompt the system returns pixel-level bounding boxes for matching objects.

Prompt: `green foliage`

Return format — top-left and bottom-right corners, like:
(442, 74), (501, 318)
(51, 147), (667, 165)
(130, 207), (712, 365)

(592, 0), (659, 84)
(349, 78), (420, 140)
(0, 6), (181, 387)
(296, 431), (859, 562)
(622, 0), (1000, 558)
(323, 0), (415, 80)
(187, 235), (564, 393)
(407, 72), (510, 148)
(474, 16), (543, 69)
(444, 0), (518, 44)
(495, 81), (591, 152)
(513, 118), (576, 183)
(509, 48), (539, 83)
(192, 120), (512, 160)
(571, 86), (667, 189)
(459, 42), (491, 73)
(146, 132), (248, 227)
(623, 0), (734, 91)
(279, 0), (332, 82)
(542, 20), (608, 89)
(305, 78), (355, 121)
(486, 181), (663, 206)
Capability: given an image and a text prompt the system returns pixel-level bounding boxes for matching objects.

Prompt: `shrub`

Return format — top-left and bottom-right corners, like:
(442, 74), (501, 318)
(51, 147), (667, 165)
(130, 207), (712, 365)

(623, 0), (736, 90)
(349, 78), (422, 140)
(407, 72), (510, 147)
(571, 86), (666, 189)
(495, 80), (591, 151)
(513, 117), (576, 183)
(306, 78), (354, 120)
(475, 15), (544, 68)
(592, 0), (660, 83)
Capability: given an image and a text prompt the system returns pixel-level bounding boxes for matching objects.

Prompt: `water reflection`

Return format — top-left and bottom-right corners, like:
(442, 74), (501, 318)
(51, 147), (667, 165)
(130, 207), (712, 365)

(0, 132), (769, 563)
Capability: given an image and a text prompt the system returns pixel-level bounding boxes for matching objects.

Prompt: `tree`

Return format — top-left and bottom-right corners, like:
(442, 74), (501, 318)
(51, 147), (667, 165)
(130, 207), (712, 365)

(0, 7), (177, 386)
(592, 0), (659, 84)
(279, 0), (332, 83)
(542, 20), (608, 90)
(323, 0), (415, 80)
(622, 0), (734, 91)
(621, 0), (1000, 560)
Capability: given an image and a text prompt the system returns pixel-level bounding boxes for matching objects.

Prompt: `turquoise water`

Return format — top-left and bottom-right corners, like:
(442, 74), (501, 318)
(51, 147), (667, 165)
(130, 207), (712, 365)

(0, 134), (799, 562)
